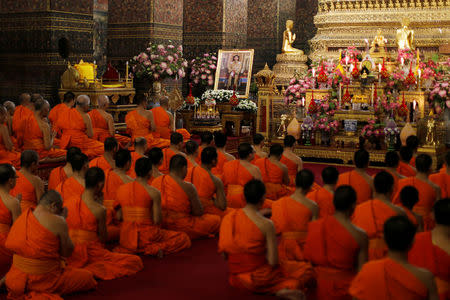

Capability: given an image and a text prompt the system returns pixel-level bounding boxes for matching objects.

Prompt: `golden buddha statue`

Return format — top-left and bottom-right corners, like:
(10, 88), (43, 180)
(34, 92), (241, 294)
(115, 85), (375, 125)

(396, 18), (415, 50)
(370, 29), (386, 54)
(282, 20), (303, 54)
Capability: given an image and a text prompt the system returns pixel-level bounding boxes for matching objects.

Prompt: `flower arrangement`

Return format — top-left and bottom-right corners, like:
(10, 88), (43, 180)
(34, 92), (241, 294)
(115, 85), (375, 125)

(301, 117), (314, 131)
(182, 97), (200, 109)
(314, 117), (339, 133)
(204, 98), (216, 107)
(361, 118), (384, 138)
(341, 46), (363, 64)
(201, 90), (233, 103)
(130, 42), (187, 80)
(284, 77), (313, 104)
(234, 99), (258, 113)
(316, 96), (338, 117)
(189, 53), (218, 86)
(397, 49), (415, 65)
(387, 68), (405, 90)
(384, 119), (400, 136)
(430, 81), (450, 109)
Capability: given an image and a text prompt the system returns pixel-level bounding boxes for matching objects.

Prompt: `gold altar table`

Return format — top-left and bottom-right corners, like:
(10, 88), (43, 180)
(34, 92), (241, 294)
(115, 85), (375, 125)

(58, 87), (135, 107)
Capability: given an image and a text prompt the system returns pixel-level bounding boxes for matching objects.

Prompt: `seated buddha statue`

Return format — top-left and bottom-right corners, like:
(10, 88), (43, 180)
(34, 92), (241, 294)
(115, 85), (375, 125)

(396, 18), (415, 50)
(282, 20), (303, 54)
(370, 29), (386, 54)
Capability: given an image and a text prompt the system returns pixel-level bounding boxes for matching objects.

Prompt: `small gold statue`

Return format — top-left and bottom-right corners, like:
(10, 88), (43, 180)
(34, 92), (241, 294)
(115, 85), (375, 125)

(426, 117), (436, 146)
(277, 114), (289, 138)
(396, 18), (415, 50)
(282, 20), (303, 54)
(370, 29), (386, 54)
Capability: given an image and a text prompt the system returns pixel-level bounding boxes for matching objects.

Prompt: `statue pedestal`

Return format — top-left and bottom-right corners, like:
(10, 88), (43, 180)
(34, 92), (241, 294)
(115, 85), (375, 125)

(272, 52), (308, 85)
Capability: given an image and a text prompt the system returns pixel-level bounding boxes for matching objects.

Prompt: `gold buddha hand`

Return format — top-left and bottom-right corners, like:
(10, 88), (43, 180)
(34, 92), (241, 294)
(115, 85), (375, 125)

(282, 20), (303, 54)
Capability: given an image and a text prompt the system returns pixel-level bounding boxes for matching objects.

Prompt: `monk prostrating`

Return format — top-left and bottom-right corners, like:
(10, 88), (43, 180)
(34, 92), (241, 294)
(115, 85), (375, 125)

(88, 95), (130, 148)
(222, 143), (262, 208)
(11, 93), (33, 150)
(0, 106), (20, 168)
(384, 151), (405, 198)
(271, 169), (318, 263)
(56, 153), (89, 202)
(48, 147), (82, 190)
(127, 137), (147, 178)
(191, 147), (228, 217)
(125, 94), (169, 149)
(10, 150), (44, 212)
(393, 154), (440, 231)
(89, 137), (117, 173)
(196, 131), (213, 164)
(349, 215), (439, 300)
(409, 199), (450, 300)
(219, 179), (313, 298)
(336, 149), (373, 204)
(48, 91), (75, 133)
(114, 157), (191, 256)
(399, 186), (423, 230)
(304, 185), (368, 300)
(159, 132), (185, 174)
(152, 154), (221, 239)
(407, 135), (420, 168)
(430, 151), (450, 199)
(251, 133), (268, 164)
(352, 171), (405, 260)
(23, 99), (66, 162)
(5, 190), (97, 298)
(148, 147), (164, 184)
(66, 167), (143, 280)
(307, 166), (339, 218)
(58, 95), (104, 158)
(184, 140), (199, 182)
(397, 146), (417, 177)
(280, 135), (303, 187)
(254, 144), (290, 201)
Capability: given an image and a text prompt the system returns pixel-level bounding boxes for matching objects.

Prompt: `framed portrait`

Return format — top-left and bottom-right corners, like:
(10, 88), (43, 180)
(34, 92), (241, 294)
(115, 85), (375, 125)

(214, 49), (254, 99)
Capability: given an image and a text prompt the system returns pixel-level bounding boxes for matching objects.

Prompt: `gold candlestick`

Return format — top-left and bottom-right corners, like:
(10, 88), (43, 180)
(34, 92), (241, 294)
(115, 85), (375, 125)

(126, 61), (129, 84)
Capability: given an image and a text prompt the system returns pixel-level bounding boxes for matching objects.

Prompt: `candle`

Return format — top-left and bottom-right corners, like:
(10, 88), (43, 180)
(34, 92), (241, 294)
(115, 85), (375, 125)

(312, 68), (316, 78)
(413, 100), (417, 110)
(401, 57), (404, 66)
(418, 69), (421, 79)
(126, 61), (129, 83)
(302, 97), (305, 106)
(378, 63), (382, 73)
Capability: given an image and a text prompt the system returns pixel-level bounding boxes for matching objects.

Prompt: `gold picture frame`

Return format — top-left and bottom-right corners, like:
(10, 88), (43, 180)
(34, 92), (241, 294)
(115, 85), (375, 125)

(214, 49), (254, 99)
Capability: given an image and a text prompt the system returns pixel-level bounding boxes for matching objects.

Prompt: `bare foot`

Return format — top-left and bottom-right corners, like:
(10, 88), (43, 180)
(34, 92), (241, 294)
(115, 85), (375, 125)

(275, 289), (305, 300)
(157, 249), (164, 259)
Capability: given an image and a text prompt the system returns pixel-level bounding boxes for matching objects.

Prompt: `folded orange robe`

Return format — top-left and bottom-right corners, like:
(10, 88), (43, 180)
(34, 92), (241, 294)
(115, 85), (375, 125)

(12, 105), (33, 150)
(271, 197), (312, 262)
(280, 155), (298, 187)
(430, 172), (450, 199)
(211, 151), (232, 179)
(159, 147), (177, 174)
(349, 257), (428, 300)
(0, 196), (12, 276)
(219, 209), (314, 294)
(0, 125), (20, 168)
(409, 231), (450, 300)
(102, 170), (126, 240)
(397, 161), (416, 177)
(23, 114), (66, 159)
(10, 172), (37, 212)
(65, 195), (143, 280)
(125, 110), (170, 149)
(393, 177), (437, 230)
(55, 177), (84, 202)
(5, 209), (97, 299)
(307, 187), (334, 218)
(352, 199), (398, 260)
(337, 170), (372, 204)
(254, 158), (291, 201)
(89, 155), (113, 174)
(222, 160), (254, 208)
(152, 175), (220, 239)
(88, 109), (130, 148)
(126, 152), (143, 178)
(58, 108), (104, 158)
(304, 216), (359, 300)
(250, 153), (261, 165)
(151, 106), (172, 139)
(48, 166), (68, 191)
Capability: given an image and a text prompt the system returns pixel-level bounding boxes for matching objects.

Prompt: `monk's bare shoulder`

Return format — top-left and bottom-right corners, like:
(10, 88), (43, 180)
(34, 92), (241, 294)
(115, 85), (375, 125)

(303, 197), (319, 215)
(408, 264), (436, 291)
(90, 201), (107, 220)
(143, 184), (161, 200)
(350, 223), (368, 245)
(31, 174), (44, 190)
(224, 152), (235, 161)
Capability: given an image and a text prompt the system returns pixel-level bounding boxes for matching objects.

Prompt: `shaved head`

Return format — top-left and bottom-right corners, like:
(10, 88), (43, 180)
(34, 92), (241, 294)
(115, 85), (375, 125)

(97, 95), (109, 108)
(31, 93), (43, 104)
(76, 95), (90, 107)
(159, 96), (169, 107)
(3, 101), (15, 114)
(19, 93), (31, 105)
(39, 190), (63, 209)
(34, 99), (50, 112)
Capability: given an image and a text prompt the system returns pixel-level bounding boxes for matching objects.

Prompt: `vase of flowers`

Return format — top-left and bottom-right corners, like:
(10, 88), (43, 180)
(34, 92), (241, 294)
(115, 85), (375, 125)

(384, 119), (400, 151)
(284, 77), (313, 104)
(301, 116), (314, 146)
(189, 52), (218, 97)
(361, 118), (384, 150)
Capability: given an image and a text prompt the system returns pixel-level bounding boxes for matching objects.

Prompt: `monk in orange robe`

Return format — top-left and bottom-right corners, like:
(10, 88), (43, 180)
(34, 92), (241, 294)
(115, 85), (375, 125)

(406, 135), (420, 168)
(5, 191), (97, 298)
(10, 150), (44, 212)
(307, 166), (339, 218)
(349, 215), (439, 300)
(159, 132), (185, 174)
(191, 147), (228, 217)
(251, 133), (268, 164)
(219, 179), (314, 298)
(384, 151), (405, 198)
(114, 157), (191, 256)
(272, 169), (318, 263)
(3, 101), (15, 137)
(393, 154), (440, 231)
(88, 95), (130, 148)
(48, 147), (82, 190)
(337, 149), (373, 204)
(148, 147), (164, 184)
(58, 95), (104, 158)
(65, 167), (143, 280)
(210, 132), (234, 178)
(399, 186), (423, 230)
(304, 185), (368, 300)
(48, 91), (75, 134)
(151, 97), (190, 140)
(127, 137), (147, 178)
(195, 131), (213, 164)
(23, 99), (66, 162)
(280, 135), (303, 187)
(11, 93), (33, 150)
(430, 151), (450, 199)
(222, 143), (262, 208)
(0, 106), (20, 168)
(55, 153), (89, 202)
(89, 137), (117, 173)
(152, 154), (221, 239)
(397, 146), (417, 177)
(125, 94), (169, 149)
(352, 171), (405, 260)
(409, 199), (450, 300)
(184, 140), (199, 182)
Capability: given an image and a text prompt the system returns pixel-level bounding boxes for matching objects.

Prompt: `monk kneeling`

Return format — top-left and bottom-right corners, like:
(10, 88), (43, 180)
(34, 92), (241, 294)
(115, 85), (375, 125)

(56, 153), (89, 201)
(0, 106), (20, 168)
(430, 151), (450, 199)
(307, 166), (339, 218)
(48, 147), (82, 190)
(89, 137), (118, 173)
(280, 135), (303, 187)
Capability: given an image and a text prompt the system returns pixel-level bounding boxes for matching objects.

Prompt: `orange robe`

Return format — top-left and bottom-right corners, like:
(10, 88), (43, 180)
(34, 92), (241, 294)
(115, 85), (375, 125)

(23, 114), (66, 159)
(151, 106), (172, 139)
(400, 204), (419, 227)
(88, 109), (130, 148)
(159, 147), (177, 174)
(304, 216), (359, 300)
(409, 231), (450, 300)
(10, 172), (37, 212)
(0, 124), (20, 168)
(0, 196), (12, 276)
(250, 153), (261, 165)
(48, 103), (70, 132)
(352, 199), (398, 260)
(58, 108), (104, 158)
(385, 169), (402, 200)
(65, 195), (143, 280)
(55, 177), (84, 202)
(337, 170), (372, 204)
(307, 187), (334, 218)
(152, 175), (220, 239)
(195, 145), (205, 165)
(280, 155), (298, 187)
(125, 110), (170, 149)
(393, 177), (437, 230)
(430, 172), (450, 199)
(126, 152), (143, 178)
(114, 181), (191, 255)
(12, 105), (33, 150)
(102, 170), (126, 240)
(349, 258), (428, 300)
(222, 160), (254, 208)
(211, 150), (232, 179)
(410, 156), (416, 167)
(397, 161), (416, 177)
(48, 166), (68, 191)
(254, 158), (291, 201)
(89, 155), (113, 174)
(219, 209), (314, 294)
(5, 209), (97, 299)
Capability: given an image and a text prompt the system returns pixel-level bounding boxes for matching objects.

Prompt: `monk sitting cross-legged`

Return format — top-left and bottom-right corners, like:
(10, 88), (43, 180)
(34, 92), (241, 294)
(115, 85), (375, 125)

(397, 146), (417, 177)
(304, 186), (368, 300)
(114, 157), (191, 256)
(89, 137), (117, 174)
(430, 151), (450, 199)
(219, 179), (313, 299)
(48, 91), (75, 135)
(0, 106), (20, 168)
(280, 135), (303, 188)
(55, 153), (89, 202)
(195, 131), (213, 164)
(184, 140), (199, 182)
(349, 215), (439, 300)
(399, 186), (423, 230)
(211, 132), (235, 179)
(384, 151), (405, 198)
(352, 171), (406, 261)
(336, 149), (373, 204)
(152, 155), (221, 239)
(151, 96), (190, 141)
(127, 137), (147, 178)
(10, 150), (44, 212)
(65, 167), (143, 280)
(48, 147), (82, 190)
(3, 101), (15, 139)
(271, 169), (319, 263)
(11, 93), (33, 150)
(148, 147), (164, 185)
(4, 190), (97, 298)
(222, 143), (262, 208)
(409, 199), (450, 300)
(251, 133), (268, 164)
(307, 166), (339, 218)
(159, 132), (185, 174)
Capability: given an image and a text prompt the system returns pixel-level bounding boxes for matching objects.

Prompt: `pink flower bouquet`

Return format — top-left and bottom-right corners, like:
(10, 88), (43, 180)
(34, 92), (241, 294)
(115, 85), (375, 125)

(189, 53), (218, 86)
